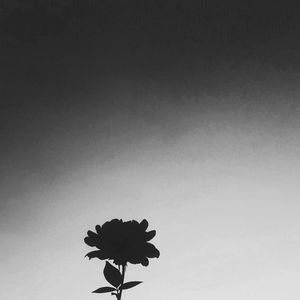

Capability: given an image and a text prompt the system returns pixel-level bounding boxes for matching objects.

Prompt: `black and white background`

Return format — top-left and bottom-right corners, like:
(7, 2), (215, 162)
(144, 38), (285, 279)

(1, 1), (300, 299)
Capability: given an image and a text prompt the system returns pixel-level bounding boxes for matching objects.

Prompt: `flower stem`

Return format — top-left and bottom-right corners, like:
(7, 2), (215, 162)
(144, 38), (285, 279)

(116, 264), (126, 300)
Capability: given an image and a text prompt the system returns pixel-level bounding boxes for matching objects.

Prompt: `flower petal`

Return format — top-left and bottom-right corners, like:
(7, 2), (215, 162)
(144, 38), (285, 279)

(87, 230), (98, 238)
(85, 250), (108, 260)
(145, 230), (156, 241)
(140, 257), (149, 266)
(145, 243), (160, 258)
(140, 219), (148, 231)
(84, 236), (98, 247)
(113, 257), (127, 266)
(127, 255), (142, 264)
(95, 225), (101, 233)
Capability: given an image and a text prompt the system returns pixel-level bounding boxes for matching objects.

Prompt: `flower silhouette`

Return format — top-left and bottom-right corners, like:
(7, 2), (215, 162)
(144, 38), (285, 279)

(84, 219), (160, 266)
(84, 219), (160, 299)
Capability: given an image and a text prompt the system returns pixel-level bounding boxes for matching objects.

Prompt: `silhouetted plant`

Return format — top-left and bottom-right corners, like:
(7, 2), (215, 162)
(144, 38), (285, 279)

(84, 219), (160, 299)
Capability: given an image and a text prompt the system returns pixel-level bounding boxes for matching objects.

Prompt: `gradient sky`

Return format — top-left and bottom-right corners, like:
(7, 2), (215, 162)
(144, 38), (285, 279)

(1, 1), (300, 299)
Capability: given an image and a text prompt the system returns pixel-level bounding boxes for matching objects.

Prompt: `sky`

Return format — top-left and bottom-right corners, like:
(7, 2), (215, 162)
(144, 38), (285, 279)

(1, 1), (300, 299)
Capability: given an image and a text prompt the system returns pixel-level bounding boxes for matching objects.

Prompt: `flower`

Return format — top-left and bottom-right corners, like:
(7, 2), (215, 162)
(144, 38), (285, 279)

(84, 219), (160, 266)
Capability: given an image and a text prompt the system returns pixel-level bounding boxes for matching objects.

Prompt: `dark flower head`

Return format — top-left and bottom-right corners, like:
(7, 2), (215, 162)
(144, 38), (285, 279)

(84, 219), (160, 266)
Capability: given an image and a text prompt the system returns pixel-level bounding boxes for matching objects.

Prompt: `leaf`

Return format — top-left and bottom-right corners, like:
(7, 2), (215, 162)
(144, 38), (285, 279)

(92, 286), (116, 293)
(121, 281), (143, 290)
(103, 261), (122, 288)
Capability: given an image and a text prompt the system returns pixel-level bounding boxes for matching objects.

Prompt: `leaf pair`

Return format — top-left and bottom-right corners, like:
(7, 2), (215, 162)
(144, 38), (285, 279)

(92, 262), (142, 294)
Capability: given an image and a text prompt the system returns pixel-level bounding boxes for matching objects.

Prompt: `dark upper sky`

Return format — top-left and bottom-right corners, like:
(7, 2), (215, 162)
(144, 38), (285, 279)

(2, 0), (300, 75)
(2, 0), (300, 101)
(1, 0), (300, 207)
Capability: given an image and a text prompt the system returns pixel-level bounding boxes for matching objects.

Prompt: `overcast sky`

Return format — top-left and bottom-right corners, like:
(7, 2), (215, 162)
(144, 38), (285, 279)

(1, 1), (300, 299)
